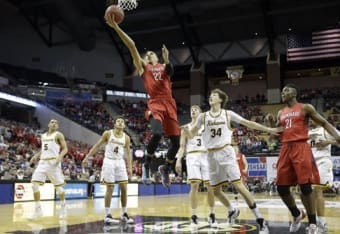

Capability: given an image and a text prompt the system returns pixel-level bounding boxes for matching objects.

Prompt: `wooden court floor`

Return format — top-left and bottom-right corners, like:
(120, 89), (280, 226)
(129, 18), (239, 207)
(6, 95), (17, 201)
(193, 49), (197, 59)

(1, 192), (340, 233)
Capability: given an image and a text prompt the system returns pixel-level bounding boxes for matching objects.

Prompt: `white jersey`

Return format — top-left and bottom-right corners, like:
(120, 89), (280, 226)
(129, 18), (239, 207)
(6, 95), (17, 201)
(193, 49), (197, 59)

(40, 131), (60, 160)
(308, 127), (335, 160)
(105, 130), (126, 160)
(202, 109), (244, 150)
(186, 124), (206, 153)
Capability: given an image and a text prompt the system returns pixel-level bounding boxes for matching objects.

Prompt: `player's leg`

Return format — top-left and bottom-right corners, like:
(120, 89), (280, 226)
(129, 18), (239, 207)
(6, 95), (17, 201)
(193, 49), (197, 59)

(49, 164), (67, 219)
(119, 182), (134, 223)
(232, 180), (267, 230)
(189, 182), (200, 226)
(143, 117), (162, 183)
(294, 143), (319, 232)
(276, 144), (306, 232)
(314, 158), (333, 232)
(158, 135), (179, 187)
(29, 163), (46, 219)
(208, 150), (238, 224)
(116, 159), (134, 223)
(102, 159), (119, 224)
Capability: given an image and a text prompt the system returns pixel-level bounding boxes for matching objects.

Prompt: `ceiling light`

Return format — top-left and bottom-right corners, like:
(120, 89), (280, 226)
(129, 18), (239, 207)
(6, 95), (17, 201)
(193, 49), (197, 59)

(254, 32), (258, 36)
(288, 28), (292, 31)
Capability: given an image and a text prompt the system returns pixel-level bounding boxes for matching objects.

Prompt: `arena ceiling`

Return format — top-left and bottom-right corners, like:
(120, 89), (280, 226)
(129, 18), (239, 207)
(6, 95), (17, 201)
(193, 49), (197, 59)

(3, 0), (340, 75)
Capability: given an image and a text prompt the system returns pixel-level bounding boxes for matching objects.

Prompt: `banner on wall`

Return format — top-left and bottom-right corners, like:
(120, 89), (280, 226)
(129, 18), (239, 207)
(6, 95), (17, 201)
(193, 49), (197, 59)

(14, 183), (54, 202)
(246, 156), (267, 179)
(93, 183), (119, 198)
(56, 183), (88, 200)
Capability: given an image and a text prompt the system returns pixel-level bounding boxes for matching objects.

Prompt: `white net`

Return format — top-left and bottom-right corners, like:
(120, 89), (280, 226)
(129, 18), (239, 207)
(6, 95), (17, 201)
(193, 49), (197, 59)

(118, 0), (138, 11)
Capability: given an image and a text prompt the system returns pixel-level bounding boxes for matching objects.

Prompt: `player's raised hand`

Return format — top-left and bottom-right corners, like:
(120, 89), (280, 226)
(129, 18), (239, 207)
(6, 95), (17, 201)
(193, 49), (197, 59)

(162, 44), (169, 63)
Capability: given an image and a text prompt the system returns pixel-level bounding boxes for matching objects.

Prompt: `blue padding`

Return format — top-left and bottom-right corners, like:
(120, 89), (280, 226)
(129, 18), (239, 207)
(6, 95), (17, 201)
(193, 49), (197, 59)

(0, 184), (14, 204)
(138, 184), (155, 196)
(181, 184), (190, 194)
(154, 184), (169, 195)
(169, 184), (182, 194)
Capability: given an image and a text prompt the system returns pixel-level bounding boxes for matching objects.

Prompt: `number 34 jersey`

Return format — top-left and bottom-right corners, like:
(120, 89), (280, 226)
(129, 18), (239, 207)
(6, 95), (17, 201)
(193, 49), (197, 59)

(202, 109), (235, 151)
(105, 130), (126, 160)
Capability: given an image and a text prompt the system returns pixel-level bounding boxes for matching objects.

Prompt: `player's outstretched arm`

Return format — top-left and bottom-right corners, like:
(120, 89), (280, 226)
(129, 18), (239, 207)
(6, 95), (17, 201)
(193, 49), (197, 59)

(83, 131), (109, 165)
(105, 19), (144, 75)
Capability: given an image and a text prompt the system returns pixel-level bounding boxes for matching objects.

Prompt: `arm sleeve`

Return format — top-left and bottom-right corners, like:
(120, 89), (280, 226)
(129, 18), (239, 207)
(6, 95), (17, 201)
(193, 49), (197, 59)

(228, 110), (247, 124)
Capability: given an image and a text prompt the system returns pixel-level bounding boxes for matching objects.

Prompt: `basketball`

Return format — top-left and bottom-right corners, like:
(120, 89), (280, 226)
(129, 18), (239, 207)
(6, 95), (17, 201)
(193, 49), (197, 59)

(105, 5), (125, 24)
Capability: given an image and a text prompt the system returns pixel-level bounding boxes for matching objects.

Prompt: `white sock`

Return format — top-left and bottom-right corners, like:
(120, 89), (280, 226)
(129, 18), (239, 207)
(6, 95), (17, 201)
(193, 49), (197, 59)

(35, 201), (41, 209)
(209, 207), (214, 214)
(122, 206), (127, 214)
(60, 200), (66, 207)
(105, 207), (111, 216)
(251, 207), (262, 219)
(192, 209), (197, 215)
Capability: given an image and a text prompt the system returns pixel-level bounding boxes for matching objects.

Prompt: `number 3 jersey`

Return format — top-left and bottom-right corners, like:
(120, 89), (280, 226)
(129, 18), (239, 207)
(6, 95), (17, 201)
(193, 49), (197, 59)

(105, 130), (126, 160)
(185, 124), (206, 153)
(280, 103), (309, 143)
(201, 109), (244, 150)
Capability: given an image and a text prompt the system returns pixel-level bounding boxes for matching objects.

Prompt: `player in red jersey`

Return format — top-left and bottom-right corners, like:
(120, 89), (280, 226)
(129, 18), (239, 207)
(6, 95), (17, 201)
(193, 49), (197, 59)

(265, 84), (340, 234)
(105, 17), (180, 188)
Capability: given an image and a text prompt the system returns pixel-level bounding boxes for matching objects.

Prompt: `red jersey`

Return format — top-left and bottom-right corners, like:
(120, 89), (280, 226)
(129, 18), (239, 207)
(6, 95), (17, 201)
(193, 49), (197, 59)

(280, 103), (309, 142)
(142, 63), (173, 99)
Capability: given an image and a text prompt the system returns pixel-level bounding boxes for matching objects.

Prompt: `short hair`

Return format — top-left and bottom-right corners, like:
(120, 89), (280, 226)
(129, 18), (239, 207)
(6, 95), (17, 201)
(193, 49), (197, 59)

(284, 83), (300, 99)
(191, 105), (202, 112)
(211, 88), (229, 107)
(113, 116), (125, 124)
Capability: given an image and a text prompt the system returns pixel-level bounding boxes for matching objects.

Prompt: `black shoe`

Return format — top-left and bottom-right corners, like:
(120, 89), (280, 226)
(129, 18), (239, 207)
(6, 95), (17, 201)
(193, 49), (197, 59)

(191, 215), (198, 225)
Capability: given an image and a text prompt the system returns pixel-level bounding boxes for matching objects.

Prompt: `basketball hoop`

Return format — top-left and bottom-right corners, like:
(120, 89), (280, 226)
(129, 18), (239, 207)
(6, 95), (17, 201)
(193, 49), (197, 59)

(118, 0), (138, 11)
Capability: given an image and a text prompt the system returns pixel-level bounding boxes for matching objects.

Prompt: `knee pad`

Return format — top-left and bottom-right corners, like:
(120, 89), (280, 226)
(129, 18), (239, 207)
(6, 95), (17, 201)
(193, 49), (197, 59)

(277, 185), (290, 197)
(56, 186), (64, 195)
(32, 183), (40, 193)
(300, 184), (313, 196)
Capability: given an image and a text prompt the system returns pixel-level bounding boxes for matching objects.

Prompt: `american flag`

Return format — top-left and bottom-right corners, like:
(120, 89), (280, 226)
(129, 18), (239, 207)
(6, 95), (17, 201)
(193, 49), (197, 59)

(287, 28), (340, 62)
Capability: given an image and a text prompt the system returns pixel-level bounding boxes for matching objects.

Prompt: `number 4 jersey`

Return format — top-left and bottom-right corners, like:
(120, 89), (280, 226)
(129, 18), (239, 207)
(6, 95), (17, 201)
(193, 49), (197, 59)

(280, 103), (309, 143)
(105, 130), (127, 160)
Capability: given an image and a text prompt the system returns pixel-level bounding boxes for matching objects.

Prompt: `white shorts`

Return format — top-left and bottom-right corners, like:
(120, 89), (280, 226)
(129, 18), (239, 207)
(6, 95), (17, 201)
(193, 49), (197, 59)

(316, 157), (333, 185)
(101, 157), (128, 184)
(207, 145), (241, 187)
(31, 159), (65, 186)
(186, 152), (209, 183)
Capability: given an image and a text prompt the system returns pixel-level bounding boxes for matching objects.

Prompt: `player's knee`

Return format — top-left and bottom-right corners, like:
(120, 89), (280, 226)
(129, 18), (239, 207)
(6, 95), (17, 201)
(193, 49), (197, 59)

(277, 185), (290, 197)
(32, 183), (40, 193)
(300, 183), (313, 196)
(56, 186), (64, 195)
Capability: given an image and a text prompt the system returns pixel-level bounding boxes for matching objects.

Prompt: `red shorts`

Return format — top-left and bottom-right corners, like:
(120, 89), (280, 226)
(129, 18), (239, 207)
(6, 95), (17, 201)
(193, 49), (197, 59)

(276, 141), (320, 186)
(145, 98), (180, 136)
